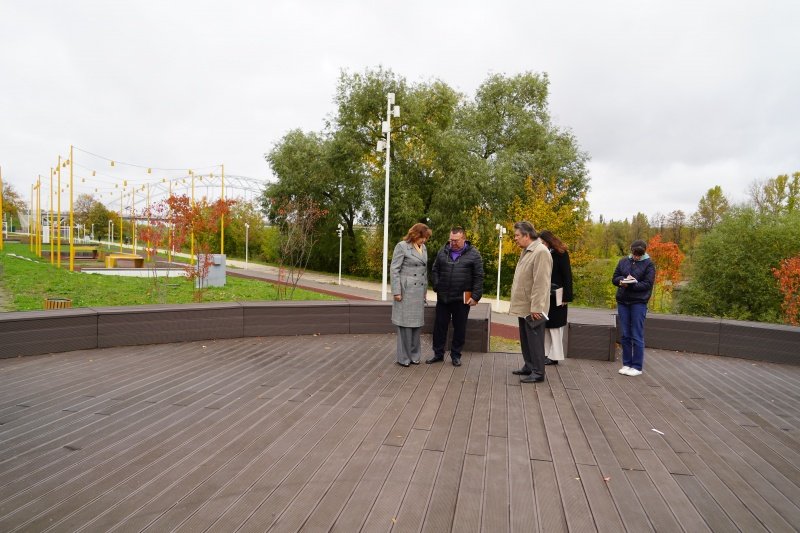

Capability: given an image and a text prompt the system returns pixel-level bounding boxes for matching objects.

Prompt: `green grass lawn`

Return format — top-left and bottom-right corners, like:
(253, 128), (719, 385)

(0, 243), (337, 311)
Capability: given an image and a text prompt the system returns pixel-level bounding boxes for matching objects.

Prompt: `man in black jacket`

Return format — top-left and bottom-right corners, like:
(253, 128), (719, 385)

(426, 226), (484, 367)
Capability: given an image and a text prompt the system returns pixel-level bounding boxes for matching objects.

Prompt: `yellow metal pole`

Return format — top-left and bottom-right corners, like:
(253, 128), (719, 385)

(131, 185), (136, 255)
(168, 179), (172, 263)
(190, 172), (195, 265)
(49, 168), (54, 264)
(220, 165), (225, 255)
(146, 183), (152, 261)
(0, 165), (3, 252)
(30, 183), (34, 252)
(69, 146), (74, 271)
(119, 188), (123, 251)
(37, 178), (42, 256)
(56, 157), (61, 267)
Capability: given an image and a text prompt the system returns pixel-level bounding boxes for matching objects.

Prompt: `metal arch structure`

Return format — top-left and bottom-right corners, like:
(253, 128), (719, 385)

(92, 174), (270, 215)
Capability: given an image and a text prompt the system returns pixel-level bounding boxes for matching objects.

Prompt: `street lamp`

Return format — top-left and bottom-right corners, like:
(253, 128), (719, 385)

(244, 222), (250, 269)
(91, 223), (95, 241)
(336, 223), (344, 285)
(495, 223), (507, 311)
(379, 92), (400, 301)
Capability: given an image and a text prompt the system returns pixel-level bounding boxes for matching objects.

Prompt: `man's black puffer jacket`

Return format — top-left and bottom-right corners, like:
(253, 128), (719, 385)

(431, 241), (484, 304)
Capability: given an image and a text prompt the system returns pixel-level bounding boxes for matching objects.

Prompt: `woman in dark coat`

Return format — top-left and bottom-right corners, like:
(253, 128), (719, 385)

(539, 231), (573, 365)
(390, 223), (432, 367)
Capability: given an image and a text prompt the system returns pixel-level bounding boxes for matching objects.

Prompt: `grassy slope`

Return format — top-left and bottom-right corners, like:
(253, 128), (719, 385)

(0, 243), (336, 311)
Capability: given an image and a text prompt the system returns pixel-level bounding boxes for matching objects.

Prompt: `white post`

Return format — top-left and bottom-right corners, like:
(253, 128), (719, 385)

(337, 223), (344, 285)
(380, 92), (399, 301)
(244, 222), (250, 269)
(495, 224), (506, 311)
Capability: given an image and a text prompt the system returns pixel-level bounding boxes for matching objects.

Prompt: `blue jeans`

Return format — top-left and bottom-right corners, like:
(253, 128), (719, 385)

(617, 302), (647, 370)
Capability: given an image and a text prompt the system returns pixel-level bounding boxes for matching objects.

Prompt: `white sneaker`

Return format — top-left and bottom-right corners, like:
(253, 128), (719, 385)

(626, 368), (642, 376)
(618, 366), (631, 375)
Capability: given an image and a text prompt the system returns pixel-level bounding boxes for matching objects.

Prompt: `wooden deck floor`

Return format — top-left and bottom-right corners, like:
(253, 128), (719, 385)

(1, 334), (798, 532)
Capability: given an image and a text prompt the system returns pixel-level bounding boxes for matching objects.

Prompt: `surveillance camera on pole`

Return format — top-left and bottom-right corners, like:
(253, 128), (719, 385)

(495, 223), (507, 311)
(337, 223), (344, 285)
(379, 92), (399, 301)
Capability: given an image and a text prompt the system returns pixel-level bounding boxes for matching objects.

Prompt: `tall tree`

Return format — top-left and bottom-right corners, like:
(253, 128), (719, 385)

(1, 182), (26, 226)
(629, 212), (650, 241)
(690, 185), (730, 231)
(665, 210), (686, 246)
(748, 172), (800, 216)
(678, 207), (800, 322)
(456, 72), (590, 220)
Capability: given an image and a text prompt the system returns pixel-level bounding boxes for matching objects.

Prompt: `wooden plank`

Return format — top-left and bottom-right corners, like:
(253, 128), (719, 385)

(330, 445), (400, 532)
(361, 429), (429, 532)
(575, 463), (624, 533)
(482, 436), (510, 533)
(624, 469), (681, 532)
(451, 452), (484, 533)
(634, 449), (711, 532)
(521, 379), (550, 462)
(672, 473), (739, 532)
(391, 449), (442, 533)
(413, 364), (455, 431)
(422, 356), (480, 533)
(531, 460), (567, 533)
(676, 452), (769, 533)
(489, 354), (509, 438)
(536, 386), (595, 532)
(506, 383), (538, 533)
(466, 353), (492, 456)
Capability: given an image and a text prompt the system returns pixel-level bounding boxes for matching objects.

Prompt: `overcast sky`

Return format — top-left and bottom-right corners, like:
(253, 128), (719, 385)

(2, 0), (798, 222)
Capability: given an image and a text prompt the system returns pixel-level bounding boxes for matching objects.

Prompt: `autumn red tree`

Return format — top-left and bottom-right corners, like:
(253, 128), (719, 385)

(773, 255), (800, 325)
(137, 194), (234, 302)
(647, 234), (685, 310)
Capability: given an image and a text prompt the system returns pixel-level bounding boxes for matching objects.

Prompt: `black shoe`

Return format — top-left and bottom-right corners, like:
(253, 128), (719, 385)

(544, 358), (559, 366)
(452, 359), (461, 367)
(426, 357), (444, 364)
(520, 374), (544, 383)
(410, 360), (420, 365)
(396, 361), (410, 368)
(512, 368), (532, 375)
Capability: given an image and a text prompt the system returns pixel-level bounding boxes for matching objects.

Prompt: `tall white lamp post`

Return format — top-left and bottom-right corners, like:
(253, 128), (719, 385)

(110, 221), (114, 244)
(495, 223), (507, 311)
(336, 223), (344, 285)
(244, 222), (250, 269)
(378, 92), (400, 300)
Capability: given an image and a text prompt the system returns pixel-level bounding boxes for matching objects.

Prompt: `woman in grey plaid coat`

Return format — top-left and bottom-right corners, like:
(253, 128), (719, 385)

(391, 223), (432, 367)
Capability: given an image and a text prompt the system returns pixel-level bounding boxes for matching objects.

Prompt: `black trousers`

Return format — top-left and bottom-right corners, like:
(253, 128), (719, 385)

(518, 316), (547, 378)
(432, 299), (470, 360)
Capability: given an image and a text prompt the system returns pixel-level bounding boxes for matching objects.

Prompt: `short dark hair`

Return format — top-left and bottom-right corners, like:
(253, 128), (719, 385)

(631, 239), (647, 256)
(513, 221), (537, 239)
(450, 226), (465, 236)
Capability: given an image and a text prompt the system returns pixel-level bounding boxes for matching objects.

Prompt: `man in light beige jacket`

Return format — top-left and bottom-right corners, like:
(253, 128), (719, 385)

(508, 221), (553, 383)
